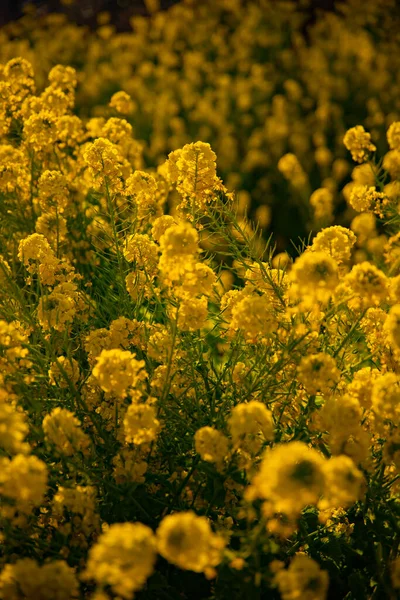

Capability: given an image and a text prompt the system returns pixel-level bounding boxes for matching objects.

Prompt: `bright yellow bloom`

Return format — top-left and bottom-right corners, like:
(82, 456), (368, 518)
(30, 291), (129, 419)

(166, 141), (219, 210)
(0, 454), (48, 513)
(229, 293), (277, 343)
(297, 353), (340, 396)
(176, 295), (208, 331)
(48, 64), (77, 89)
(319, 455), (364, 510)
(157, 511), (225, 573)
(18, 234), (53, 271)
(84, 522), (157, 599)
(0, 400), (30, 455)
(151, 215), (177, 242)
(250, 441), (326, 515)
(347, 368), (378, 410)
(37, 289), (77, 331)
(124, 402), (160, 445)
(38, 170), (69, 214)
(372, 372), (400, 422)
(92, 349), (146, 398)
(343, 125), (376, 163)
(311, 226), (356, 264)
(83, 137), (123, 182)
(387, 121), (400, 151)
(123, 234), (159, 273)
(384, 304), (400, 351)
(228, 400), (274, 454)
(289, 251), (338, 302)
(344, 262), (388, 306)
(109, 90), (136, 115)
(23, 111), (58, 151)
(349, 185), (386, 214)
(159, 221), (199, 257)
(195, 426), (229, 464)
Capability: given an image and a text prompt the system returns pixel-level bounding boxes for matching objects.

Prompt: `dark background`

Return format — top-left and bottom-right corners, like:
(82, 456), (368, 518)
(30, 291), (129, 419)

(0, 0), (338, 29)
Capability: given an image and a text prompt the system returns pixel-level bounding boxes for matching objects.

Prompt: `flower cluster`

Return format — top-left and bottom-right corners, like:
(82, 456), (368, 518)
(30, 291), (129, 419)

(0, 41), (399, 600)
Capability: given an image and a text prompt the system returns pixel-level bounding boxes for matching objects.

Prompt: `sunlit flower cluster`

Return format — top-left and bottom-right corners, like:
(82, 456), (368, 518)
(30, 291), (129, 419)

(0, 3), (400, 596)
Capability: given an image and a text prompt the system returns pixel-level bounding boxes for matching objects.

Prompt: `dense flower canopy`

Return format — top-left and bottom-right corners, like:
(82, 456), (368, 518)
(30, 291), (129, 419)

(1, 1), (400, 598)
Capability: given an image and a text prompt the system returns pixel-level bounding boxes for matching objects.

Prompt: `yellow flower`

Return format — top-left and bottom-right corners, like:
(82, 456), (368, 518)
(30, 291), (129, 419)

(48, 64), (77, 90)
(319, 455), (364, 510)
(383, 428), (400, 470)
(92, 349), (146, 398)
(228, 400), (274, 454)
(112, 448), (148, 484)
(43, 408), (91, 456)
(250, 441), (325, 515)
(195, 426), (229, 464)
(384, 304), (400, 351)
(109, 90), (136, 115)
(159, 221), (199, 257)
(349, 185), (386, 214)
(101, 117), (132, 145)
(156, 511), (225, 573)
(18, 234), (53, 271)
(158, 221), (200, 282)
(289, 251), (338, 302)
(176, 295), (208, 331)
(151, 215), (177, 242)
(347, 367), (378, 410)
(344, 262), (388, 306)
(53, 484), (99, 536)
(125, 170), (157, 201)
(123, 234), (159, 273)
(41, 86), (72, 116)
(109, 317), (146, 350)
(48, 356), (80, 387)
(313, 394), (362, 452)
(277, 153), (307, 187)
(0, 454), (48, 513)
(83, 137), (123, 182)
(274, 554), (329, 600)
(387, 121), (400, 151)
(53, 485), (97, 518)
(38, 170), (69, 214)
(229, 293), (277, 343)
(83, 522), (157, 599)
(297, 353), (340, 396)
(37, 289), (76, 332)
(350, 212), (376, 243)
(372, 372), (400, 422)
(383, 150), (400, 179)
(343, 125), (376, 163)
(124, 402), (160, 445)
(23, 111), (58, 151)
(0, 558), (79, 600)
(36, 213), (68, 245)
(309, 188), (334, 222)
(311, 226), (356, 264)
(0, 400), (30, 455)
(179, 262), (216, 297)
(165, 141), (219, 210)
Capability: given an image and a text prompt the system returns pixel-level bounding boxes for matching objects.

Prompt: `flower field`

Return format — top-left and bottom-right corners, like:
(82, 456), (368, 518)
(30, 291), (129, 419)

(1, 1), (400, 599)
